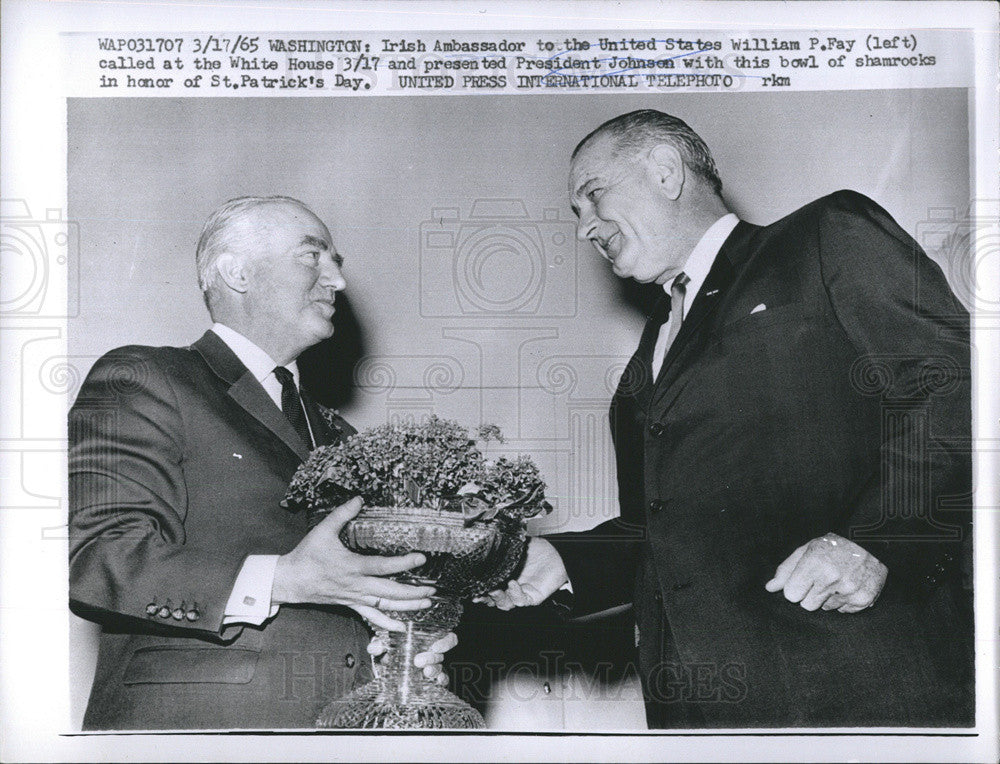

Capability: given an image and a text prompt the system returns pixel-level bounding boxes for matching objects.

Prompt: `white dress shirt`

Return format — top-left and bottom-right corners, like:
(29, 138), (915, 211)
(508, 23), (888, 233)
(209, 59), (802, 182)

(567, 217), (740, 605)
(211, 322), (304, 411)
(651, 213), (740, 379)
(211, 322), (303, 626)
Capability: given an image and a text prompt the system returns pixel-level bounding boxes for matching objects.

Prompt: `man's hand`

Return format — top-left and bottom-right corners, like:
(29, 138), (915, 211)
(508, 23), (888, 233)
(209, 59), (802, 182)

(765, 532), (887, 613)
(477, 537), (569, 610)
(272, 497), (434, 630)
(368, 632), (459, 686)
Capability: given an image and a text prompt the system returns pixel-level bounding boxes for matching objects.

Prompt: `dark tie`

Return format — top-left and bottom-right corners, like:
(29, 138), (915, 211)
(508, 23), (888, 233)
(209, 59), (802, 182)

(273, 366), (313, 450)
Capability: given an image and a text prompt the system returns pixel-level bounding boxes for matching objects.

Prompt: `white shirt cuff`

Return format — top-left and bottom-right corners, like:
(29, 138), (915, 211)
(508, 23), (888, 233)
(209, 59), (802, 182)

(223, 554), (280, 626)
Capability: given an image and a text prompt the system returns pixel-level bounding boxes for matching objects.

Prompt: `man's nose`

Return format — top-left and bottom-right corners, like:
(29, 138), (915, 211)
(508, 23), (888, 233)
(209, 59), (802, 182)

(319, 255), (346, 291)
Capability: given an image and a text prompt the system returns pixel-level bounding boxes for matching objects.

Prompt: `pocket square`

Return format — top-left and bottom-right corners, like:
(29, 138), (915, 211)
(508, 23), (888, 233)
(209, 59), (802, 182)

(750, 303), (767, 314)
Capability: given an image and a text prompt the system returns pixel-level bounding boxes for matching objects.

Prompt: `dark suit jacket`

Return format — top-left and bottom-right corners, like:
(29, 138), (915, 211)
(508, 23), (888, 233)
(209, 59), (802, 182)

(551, 191), (973, 727)
(69, 330), (372, 729)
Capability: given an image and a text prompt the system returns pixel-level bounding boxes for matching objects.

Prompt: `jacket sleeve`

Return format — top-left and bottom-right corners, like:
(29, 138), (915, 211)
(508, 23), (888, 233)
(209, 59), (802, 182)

(817, 191), (972, 589)
(546, 518), (644, 617)
(69, 347), (250, 637)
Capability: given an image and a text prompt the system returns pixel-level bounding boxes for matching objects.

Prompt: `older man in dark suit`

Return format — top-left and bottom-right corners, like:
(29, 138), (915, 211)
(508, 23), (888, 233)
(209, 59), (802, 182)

(70, 196), (453, 729)
(487, 111), (973, 727)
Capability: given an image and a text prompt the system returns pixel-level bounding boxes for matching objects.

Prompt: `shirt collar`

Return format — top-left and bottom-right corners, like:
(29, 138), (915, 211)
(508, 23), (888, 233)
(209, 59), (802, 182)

(211, 323), (300, 385)
(666, 212), (740, 317)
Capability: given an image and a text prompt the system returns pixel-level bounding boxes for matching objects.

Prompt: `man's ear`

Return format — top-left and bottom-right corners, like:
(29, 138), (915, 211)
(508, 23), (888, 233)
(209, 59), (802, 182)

(646, 143), (685, 201)
(215, 253), (251, 294)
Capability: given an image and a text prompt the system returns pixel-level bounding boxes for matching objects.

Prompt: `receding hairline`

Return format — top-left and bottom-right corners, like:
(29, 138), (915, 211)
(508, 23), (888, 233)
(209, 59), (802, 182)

(222, 199), (330, 250)
(569, 110), (723, 197)
(571, 122), (676, 167)
(572, 125), (619, 163)
(233, 197), (324, 230)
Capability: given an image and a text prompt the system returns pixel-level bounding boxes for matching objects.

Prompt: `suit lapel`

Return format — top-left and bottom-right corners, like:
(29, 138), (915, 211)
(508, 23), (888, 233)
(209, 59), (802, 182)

(652, 221), (759, 406)
(192, 331), (310, 462)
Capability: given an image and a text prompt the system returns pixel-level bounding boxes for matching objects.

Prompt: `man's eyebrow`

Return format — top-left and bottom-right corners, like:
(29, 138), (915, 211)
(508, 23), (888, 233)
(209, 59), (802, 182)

(568, 177), (595, 218)
(573, 177), (599, 199)
(299, 235), (329, 250)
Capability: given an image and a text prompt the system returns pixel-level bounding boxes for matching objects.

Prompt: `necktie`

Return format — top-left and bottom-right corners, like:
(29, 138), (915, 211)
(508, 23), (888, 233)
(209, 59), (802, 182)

(652, 272), (691, 379)
(273, 366), (314, 450)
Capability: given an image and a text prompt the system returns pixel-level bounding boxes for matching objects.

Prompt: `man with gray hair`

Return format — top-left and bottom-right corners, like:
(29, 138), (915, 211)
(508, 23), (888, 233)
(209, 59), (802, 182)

(488, 110), (973, 728)
(70, 196), (453, 729)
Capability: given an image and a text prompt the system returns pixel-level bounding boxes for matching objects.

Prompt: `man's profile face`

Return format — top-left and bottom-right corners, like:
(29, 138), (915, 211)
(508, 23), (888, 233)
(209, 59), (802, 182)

(240, 202), (345, 357)
(569, 134), (685, 285)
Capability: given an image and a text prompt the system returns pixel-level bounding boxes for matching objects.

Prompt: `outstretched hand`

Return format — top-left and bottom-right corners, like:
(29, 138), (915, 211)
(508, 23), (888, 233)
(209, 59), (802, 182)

(476, 536), (569, 610)
(272, 497), (435, 630)
(765, 532), (887, 613)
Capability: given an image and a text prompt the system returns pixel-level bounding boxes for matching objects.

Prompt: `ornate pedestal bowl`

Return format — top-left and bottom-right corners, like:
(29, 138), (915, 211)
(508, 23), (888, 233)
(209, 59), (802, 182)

(316, 506), (527, 729)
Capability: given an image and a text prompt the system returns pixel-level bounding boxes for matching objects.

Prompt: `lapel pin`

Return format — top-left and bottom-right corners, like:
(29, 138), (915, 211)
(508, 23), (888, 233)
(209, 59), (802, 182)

(233, 453), (243, 459)
(751, 303), (767, 314)
(705, 289), (720, 296)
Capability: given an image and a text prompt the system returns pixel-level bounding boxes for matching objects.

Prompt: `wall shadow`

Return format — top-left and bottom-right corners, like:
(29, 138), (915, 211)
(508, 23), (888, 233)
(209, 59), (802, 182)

(617, 278), (666, 319)
(298, 292), (367, 409)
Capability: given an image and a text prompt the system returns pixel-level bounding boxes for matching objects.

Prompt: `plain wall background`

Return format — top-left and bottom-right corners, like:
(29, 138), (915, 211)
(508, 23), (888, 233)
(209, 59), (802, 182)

(66, 88), (970, 727)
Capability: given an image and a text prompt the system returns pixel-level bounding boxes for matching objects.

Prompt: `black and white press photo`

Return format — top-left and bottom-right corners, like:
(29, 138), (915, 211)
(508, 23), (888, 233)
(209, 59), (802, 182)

(2, 2), (998, 762)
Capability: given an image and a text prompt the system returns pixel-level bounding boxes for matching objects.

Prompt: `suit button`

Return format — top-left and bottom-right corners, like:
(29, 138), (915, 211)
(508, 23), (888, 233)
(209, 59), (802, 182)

(157, 605), (171, 619)
(649, 422), (664, 437)
(171, 607), (185, 620)
(344, 653), (356, 668)
(648, 499), (664, 513)
(145, 602), (159, 616)
(671, 581), (692, 592)
(186, 607), (201, 622)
